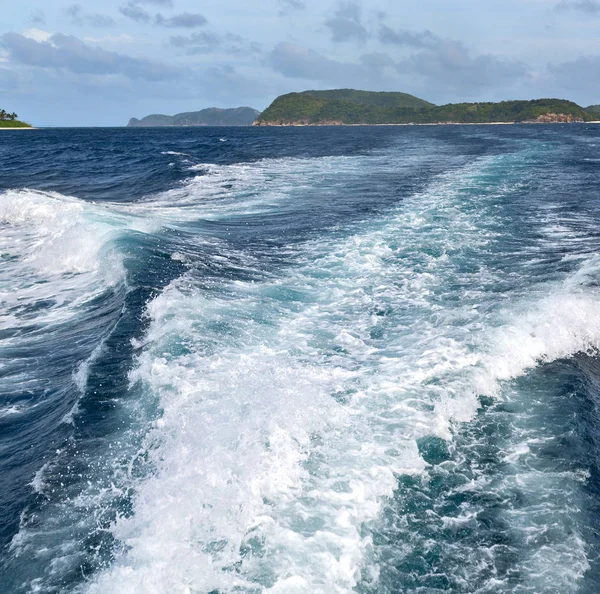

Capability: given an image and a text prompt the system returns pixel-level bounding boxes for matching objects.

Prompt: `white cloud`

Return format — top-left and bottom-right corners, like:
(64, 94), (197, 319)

(22, 28), (52, 43)
(83, 34), (136, 45)
(1, 32), (180, 81)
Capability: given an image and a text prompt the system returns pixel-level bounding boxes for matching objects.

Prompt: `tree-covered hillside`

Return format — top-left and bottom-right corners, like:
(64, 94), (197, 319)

(300, 89), (434, 110)
(586, 105), (600, 117)
(255, 91), (595, 125)
(423, 99), (593, 123)
(255, 93), (429, 125)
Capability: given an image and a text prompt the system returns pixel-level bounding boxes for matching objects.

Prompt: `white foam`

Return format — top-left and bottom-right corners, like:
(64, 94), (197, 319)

(161, 151), (192, 157)
(0, 189), (132, 341)
(73, 340), (108, 395)
(127, 156), (368, 225)
(0, 191), (135, 437)
(30, 462), (50, 494)
(0, 189), (127, 277)
(0, 404), (29, 418)
(482, 292), (600, 385)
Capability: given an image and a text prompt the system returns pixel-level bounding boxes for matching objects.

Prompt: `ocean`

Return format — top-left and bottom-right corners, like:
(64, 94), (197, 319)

(2, 125), (600, 593)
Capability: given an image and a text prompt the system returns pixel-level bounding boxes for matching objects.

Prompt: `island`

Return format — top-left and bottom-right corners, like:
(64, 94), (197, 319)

(0, 109), (31, 128)
(254, 90), (596, 126)
(127, 107), (260, 127)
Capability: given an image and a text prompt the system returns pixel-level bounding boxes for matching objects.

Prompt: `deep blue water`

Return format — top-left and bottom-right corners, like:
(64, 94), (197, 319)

(2, 125), (600, 593)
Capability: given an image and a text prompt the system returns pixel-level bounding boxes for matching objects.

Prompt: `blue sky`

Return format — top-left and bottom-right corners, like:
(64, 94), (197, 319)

(1, 0), (600, 126)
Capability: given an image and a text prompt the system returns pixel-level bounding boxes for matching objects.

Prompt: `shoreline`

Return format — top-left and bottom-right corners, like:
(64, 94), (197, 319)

(3, 122), (600, 130)
(255, 121), (600, 127)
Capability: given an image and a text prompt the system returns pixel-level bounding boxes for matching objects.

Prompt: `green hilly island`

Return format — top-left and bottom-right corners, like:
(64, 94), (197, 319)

(255, 90), (597, 126)
(128, 107), (260, 127)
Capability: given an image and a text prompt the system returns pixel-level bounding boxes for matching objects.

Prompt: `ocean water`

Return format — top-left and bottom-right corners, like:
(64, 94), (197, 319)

(2, 125), (600, 593)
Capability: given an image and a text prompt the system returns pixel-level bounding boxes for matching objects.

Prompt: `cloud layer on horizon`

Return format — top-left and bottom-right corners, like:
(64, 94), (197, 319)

(0, 32), (179, 80)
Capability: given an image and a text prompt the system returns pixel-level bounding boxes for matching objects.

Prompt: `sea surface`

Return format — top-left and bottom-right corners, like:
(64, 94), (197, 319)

(2, 125), (600, 593)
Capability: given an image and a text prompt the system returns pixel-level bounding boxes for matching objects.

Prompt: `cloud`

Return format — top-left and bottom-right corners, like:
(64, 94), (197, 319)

(378, 25), (440, 49)
(155, 13), (208, 28)
(360, 52), (395, 70)
(545, 55), (600, 98)
(119, 2), (207, 28)
(325, 1), (368, 44)
(555, 0), (600, 13)
(22, 28), (52, 42)
(83, 34), (136, 45)
(268, 42), (350, 80)
(0, 32), (179, 81)
(397, 39), (529, 97)
(66, 4), (115, 28)
(278, 0), (305, 15)
(201, 65), (263, 102)
(29, 11), (46, 26)
(267, 38), (529, 101)
(170, 31), (261, 55)
(376, 25), (529, 97)
(119, 2), (151, 23)
(268, 42), (392, 87)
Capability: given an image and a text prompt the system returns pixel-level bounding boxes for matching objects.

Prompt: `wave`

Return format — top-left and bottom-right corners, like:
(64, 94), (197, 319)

(0, 189), (131, 419)
(0, 189), (127, 277)
(0, 189), (139, 577)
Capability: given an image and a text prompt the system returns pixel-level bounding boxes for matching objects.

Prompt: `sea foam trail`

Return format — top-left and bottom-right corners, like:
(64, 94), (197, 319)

(86, 145), (600, 593)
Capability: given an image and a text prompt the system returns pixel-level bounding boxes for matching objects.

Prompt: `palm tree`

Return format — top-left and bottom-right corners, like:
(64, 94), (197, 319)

(0, 110), (6, 121)
(9, 113), (17, 121)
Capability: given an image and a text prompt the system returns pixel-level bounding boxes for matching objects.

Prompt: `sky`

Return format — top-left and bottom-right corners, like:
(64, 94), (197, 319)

(1, 0), (600, 126)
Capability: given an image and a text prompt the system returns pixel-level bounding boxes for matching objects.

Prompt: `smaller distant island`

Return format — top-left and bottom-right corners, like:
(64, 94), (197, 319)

(255, 89), (599, 126)
(127, 107), (260, 127)
(0, 109), (32, 128)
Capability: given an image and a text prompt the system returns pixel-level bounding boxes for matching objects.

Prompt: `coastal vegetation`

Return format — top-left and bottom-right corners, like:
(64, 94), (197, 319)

(0, 109), (31, 128)
(254, 91), (431, 125)
(296, 89), (434, 110)
(586, 105), (600, 117)
(255, 91), (596, 126)
(423, 99), (593, 124)
(128, 107), (260, 127)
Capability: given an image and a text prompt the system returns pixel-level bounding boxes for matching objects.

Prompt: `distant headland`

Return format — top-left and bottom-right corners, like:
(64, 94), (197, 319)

(0, 109), (31, 128)
(254, 89), (600, 126)
(127, 107), (260, 127)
